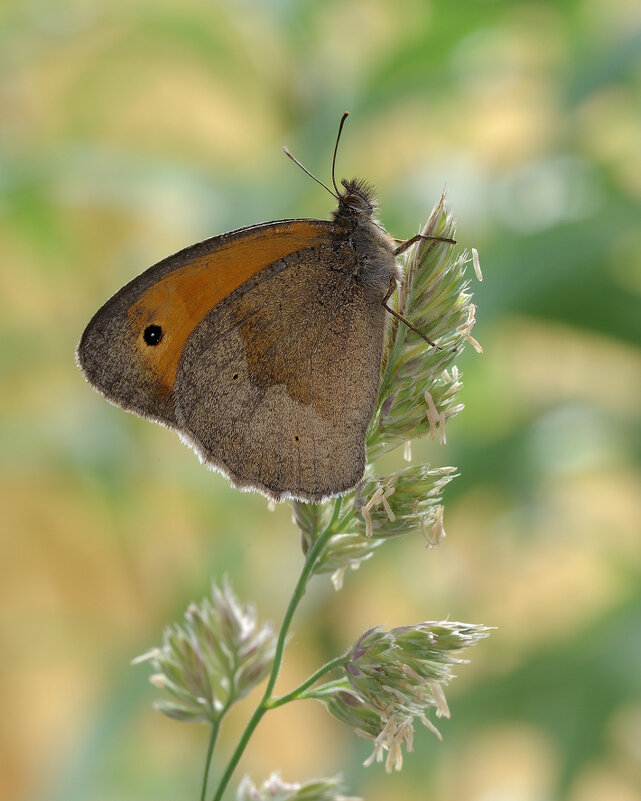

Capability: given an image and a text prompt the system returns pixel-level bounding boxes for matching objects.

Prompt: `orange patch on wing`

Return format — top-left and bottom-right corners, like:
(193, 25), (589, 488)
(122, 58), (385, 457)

(127, 221), (328, 392)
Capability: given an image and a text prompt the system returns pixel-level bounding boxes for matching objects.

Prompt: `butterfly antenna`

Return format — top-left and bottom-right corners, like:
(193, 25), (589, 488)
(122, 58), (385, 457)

(283, 146), (338, 199)
(331, 111), (350, 196)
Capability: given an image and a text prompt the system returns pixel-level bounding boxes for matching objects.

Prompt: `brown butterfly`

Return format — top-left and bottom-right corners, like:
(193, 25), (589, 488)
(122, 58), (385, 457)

(77, 113), (452, 502)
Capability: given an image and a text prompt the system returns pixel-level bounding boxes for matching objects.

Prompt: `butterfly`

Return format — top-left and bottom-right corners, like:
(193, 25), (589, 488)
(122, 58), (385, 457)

(77, 113), (452, 502)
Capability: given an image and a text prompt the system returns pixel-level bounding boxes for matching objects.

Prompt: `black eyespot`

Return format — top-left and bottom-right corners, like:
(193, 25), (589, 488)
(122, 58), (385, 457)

(143, 325), (163, 346)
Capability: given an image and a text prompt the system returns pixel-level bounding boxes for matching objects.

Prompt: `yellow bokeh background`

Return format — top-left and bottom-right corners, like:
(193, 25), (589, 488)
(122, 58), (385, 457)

(1, 1), (640, 800)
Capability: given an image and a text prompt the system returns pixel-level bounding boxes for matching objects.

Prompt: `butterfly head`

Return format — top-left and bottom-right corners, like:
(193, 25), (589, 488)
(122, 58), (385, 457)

(339, 179), (377, 214)
(332, 179), (378, 228)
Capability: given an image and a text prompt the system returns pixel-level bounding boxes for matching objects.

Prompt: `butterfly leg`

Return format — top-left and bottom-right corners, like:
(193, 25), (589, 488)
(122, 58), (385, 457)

(393, 234), (456, 256)
(382, 278), (441, 349)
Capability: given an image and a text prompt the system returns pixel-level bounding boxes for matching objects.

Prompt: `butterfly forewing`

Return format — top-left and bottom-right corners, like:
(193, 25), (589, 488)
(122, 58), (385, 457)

(77, 220), (331, 426)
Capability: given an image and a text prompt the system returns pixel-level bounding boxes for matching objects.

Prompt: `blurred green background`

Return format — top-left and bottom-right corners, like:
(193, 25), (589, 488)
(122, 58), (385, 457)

(2, 1), (640, 800)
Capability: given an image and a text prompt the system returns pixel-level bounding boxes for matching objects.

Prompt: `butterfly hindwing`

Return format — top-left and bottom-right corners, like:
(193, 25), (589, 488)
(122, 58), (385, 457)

(174, 238), (387, 501)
